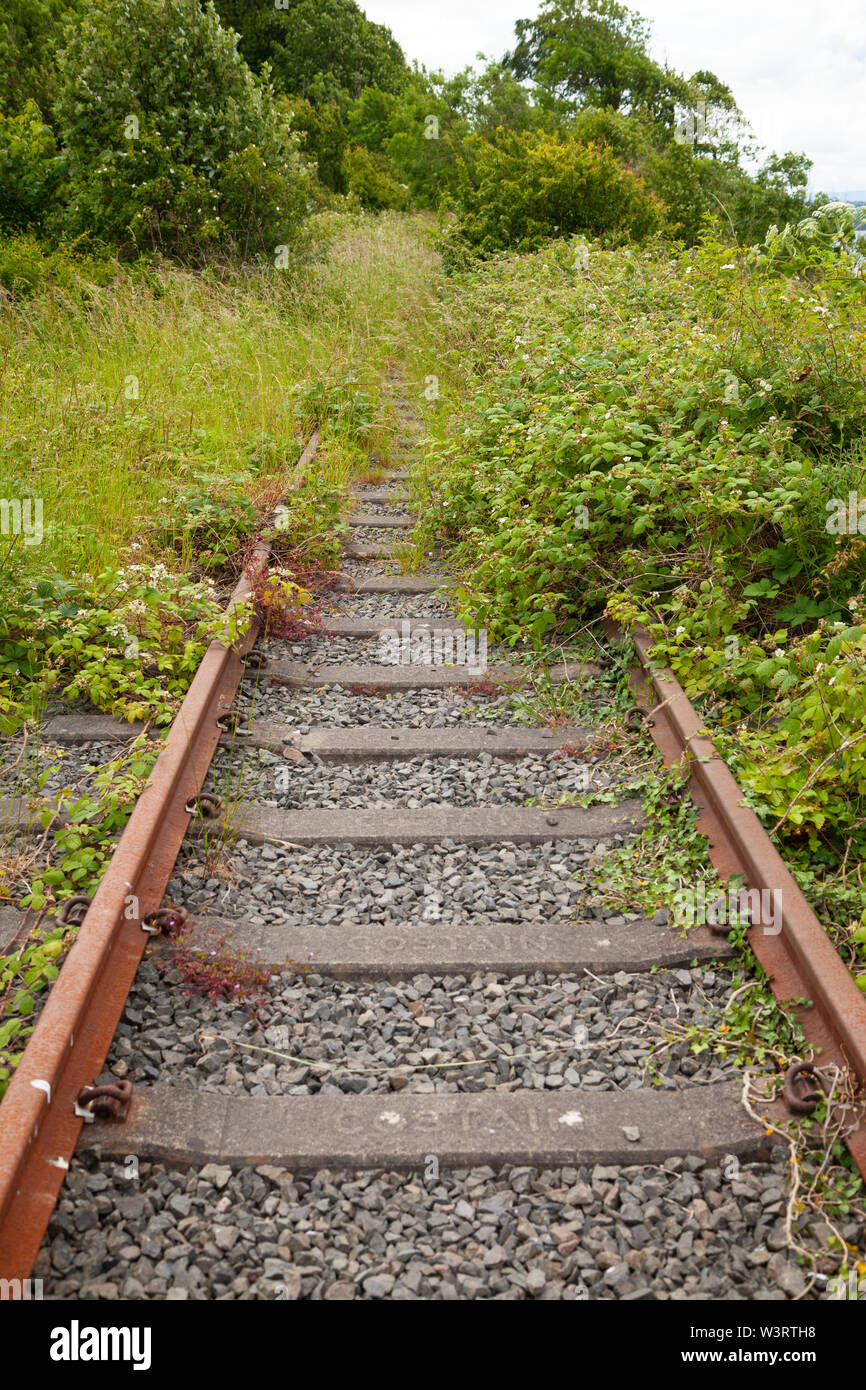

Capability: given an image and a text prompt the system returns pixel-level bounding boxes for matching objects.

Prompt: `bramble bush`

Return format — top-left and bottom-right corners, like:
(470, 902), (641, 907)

(0, 565), (246, 732)
(424, 215), (866, 945)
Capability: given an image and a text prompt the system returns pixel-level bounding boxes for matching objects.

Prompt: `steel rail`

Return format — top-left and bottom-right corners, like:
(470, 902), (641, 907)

(611, 622), (866, 1175)
(0, 432), (319, 1281)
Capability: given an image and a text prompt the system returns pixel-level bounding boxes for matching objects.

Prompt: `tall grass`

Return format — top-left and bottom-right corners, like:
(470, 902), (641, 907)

(0, 211), (441, 586)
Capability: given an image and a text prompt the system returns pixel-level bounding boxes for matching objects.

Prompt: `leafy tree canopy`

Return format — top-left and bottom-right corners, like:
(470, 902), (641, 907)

(0, 0), (82, 115)
(211, 0), (406, 100)
(504, 0), (690, 115)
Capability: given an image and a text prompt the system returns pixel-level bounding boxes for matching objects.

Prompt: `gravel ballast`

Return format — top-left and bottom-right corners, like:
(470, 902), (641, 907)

(320, 593), (453, 620)
(165, 838), (630, 928)
(108, 960), (738, 1095)
(35, 1152), (844, 1301)
(235, 684), (546, 728)
(262, 631), (505, 668)
(203, 747), (622, 810)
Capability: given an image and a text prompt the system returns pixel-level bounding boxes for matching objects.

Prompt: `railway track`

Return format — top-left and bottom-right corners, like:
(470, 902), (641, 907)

(2, 402), (866, 1303)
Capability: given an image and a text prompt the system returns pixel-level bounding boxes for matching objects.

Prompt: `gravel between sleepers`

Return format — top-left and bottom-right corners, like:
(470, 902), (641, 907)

(203, 747), (622, 810)
(0, 736), (155, 802)
(110, 961), (738, 1094)
(233, 684), (587, 728)
(165, 838), (630, 927)
(261, 632), (505, 667)
(346, 503), (410, 518)
(319, 593), (453, 619)
(35, 1152), (848, 1300)
(344, 525), (419, 545)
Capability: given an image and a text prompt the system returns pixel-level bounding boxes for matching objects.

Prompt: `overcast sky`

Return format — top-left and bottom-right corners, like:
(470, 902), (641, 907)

(363, 0), (866, 195)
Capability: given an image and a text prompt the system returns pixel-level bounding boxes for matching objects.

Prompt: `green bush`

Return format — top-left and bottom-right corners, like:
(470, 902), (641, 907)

(446, 128), (665, 255)
(0, 0), (81, 118)
(0, 100), (62, 233)
(344, 145), (407, 211)
(52, 0), (313, 257)
(288, 94), (350, 195)
(0, 231), (118, 297)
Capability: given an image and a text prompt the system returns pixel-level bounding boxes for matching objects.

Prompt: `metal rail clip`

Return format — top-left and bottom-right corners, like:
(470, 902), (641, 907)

(242, 650), (267, 672)
(74, 1080), (133, 1124)
(625, 707), (655, 730)
(782, 1061), (829, 1116)
(216, 710), (250, 737)
(57, 896), (92, 927)
(141, 905), (188, 938)
(184, 791), (223, 819)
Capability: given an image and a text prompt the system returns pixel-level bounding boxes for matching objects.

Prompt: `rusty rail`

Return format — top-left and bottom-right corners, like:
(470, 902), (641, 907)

(612, 622), (866, 1175)
(0, 433), (319, 1281)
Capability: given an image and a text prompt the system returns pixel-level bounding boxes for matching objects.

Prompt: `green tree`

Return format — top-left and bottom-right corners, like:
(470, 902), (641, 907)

(0, 100), (62, 231)
(52, 0), (312, 257)
(270, 0), (405, 99)
(348, 73), (466, 208)
(0, 0), (82, 116)
(287, 89), (350, 193)
(444, 60), (556, 140)
(697, 150), (814, 245)
(212, 0), (406, 99)
(204, 0), (282, 70)
(505, 0), (689, 115)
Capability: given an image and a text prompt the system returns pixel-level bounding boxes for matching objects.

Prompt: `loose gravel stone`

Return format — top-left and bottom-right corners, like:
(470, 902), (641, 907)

(345, 525), (419, 546)
(234, 684), (584, 729)
(261, 631), (508, 668)
(320, 593), (453, 620)
(165, 838), (628, 928)
(0, 736), (153, 801)
(37, 1152), (853, 1301)
(203, 747), (622, 811)
(107, 961), (738, 1095)
(348, 500), (410, 517)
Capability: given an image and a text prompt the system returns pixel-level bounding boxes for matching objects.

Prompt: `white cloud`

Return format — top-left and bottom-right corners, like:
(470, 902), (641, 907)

(363, 0), (866, 193)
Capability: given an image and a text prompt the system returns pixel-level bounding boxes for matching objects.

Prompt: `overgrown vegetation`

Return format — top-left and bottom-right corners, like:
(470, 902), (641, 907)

(2, 0), (865, 1240)
(422, 200), (866, 972)
(0, 213), (439, 734)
